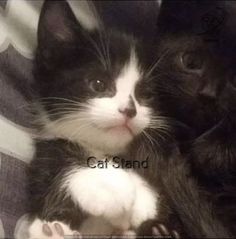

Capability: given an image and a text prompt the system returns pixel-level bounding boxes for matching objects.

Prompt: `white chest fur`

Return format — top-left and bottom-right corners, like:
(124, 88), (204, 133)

(62, 161), (159, 232)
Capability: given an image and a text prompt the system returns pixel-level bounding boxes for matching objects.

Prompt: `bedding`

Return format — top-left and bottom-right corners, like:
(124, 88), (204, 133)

(0, 0), (43, 237)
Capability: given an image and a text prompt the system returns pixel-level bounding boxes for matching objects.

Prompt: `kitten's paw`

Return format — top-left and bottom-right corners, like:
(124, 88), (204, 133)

(28, 219), (81, 239)
(136, 219), (180, 239)
(112, 229), (136, 238)
(129, 173), (158, 228)
(67, 166), (135, 219)
(122, 230), (136, 238)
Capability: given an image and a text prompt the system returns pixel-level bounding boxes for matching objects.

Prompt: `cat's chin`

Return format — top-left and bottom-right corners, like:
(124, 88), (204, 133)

(78, 125), (136, 155)
(104, 125), (134, 137)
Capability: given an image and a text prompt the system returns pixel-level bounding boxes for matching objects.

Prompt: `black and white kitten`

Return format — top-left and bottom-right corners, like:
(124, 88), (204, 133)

(28, 0), (177, 238)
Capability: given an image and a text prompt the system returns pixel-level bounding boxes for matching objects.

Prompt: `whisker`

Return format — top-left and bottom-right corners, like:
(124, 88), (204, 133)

(142, 130), (154, 147)
(69, 121), (95, 140)
(105, 32), (111, 69)
(38, 97), (82, 105)
(145, 49), (170, 78)
(98, 30), (109, 70)
(82, 30), (107, 69)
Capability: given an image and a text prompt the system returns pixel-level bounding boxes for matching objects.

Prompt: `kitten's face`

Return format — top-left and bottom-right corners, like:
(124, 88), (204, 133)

(35, 1), (157, 154)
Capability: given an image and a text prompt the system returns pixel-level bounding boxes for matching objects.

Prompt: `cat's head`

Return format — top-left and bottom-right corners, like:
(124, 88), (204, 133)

(152, 0), (236, 136)
(34, 0), (161, 154)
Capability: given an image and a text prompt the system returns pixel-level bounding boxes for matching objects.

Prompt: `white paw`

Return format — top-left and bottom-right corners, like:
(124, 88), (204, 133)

(28, 219), (81, 239)
(129, 173), (158, 228)
(122, 230), (136, 238)
(64, 165), (136, 220)
(112, 229), (136, 238)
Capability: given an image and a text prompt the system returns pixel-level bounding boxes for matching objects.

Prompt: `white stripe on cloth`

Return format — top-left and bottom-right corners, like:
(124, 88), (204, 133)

(0, 115), (34, 163)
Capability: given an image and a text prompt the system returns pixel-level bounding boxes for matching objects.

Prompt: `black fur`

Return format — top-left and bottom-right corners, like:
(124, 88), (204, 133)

(151, 1), (236, 237)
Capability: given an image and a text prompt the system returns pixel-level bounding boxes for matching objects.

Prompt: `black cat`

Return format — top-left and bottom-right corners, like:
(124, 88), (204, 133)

(148, 1), (236, 237)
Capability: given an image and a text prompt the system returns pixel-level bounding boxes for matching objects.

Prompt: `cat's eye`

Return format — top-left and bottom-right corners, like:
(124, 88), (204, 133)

(90, 79), (106, 92)
(180, 51), (204, 74)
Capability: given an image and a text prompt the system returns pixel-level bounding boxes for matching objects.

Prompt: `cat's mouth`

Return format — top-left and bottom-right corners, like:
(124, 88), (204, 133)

(107, 125), (133, 135)
(105, 124), (134, 136)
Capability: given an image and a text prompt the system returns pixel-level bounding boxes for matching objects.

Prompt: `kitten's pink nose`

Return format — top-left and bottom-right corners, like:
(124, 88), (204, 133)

(119, 107), (136, 118)
(118, 97), (137, 118)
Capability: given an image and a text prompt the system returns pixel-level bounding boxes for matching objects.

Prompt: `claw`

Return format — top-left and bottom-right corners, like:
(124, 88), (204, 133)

(42, 223), (53, 237)
(54, 223), (64, 236)
(172, 230), (180, 239)
(157, 224), (169, 236)
(152, 226), (161, 236)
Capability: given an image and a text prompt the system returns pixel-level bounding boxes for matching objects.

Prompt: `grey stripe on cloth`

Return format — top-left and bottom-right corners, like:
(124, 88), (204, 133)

(0, 47), (34, 127)
(0, 115), (35, 163)
(0, 0), (44, 59)
(0, 153), (28, 239)
(0, 0), (43, 127)
(0, 1), (7, 9)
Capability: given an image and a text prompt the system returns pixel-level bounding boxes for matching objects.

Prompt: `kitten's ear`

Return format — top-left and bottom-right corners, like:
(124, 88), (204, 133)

(37, 0), (100, 49)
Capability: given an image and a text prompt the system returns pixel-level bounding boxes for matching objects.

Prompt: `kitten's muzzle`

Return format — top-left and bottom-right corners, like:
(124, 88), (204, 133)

(118, 96), (137, 118)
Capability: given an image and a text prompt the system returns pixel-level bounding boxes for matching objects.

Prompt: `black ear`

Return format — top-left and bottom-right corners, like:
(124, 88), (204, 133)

(93, 0), (160, 39)
(38, 0), (79, 49)
(37, 0), (101, 53)
(157, 0), (227, 35)
(37, 0), (101, 66)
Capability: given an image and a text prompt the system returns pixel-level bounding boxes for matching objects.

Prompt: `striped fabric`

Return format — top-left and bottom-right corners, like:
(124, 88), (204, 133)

(0, 1), (89, 237)
(0, 0), (42, 237)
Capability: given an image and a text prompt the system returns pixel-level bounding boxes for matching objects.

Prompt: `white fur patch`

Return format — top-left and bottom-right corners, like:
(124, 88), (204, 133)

(62, 163), (158, 231)
(63, 163), (135, 228)
(115, 50), (140, 103)
(129, 173), (158, 228)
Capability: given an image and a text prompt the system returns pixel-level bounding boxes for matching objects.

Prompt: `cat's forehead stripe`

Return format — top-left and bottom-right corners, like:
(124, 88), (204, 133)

(115, 49), (140, 100)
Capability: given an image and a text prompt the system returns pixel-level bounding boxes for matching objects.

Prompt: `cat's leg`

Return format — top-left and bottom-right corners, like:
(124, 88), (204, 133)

(128, 172), (158, 228)
(112, 229), (136, 238)
(128, 172), (181, 238)
(136, 219), (180, 239)
(28, 218), (81, 239)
